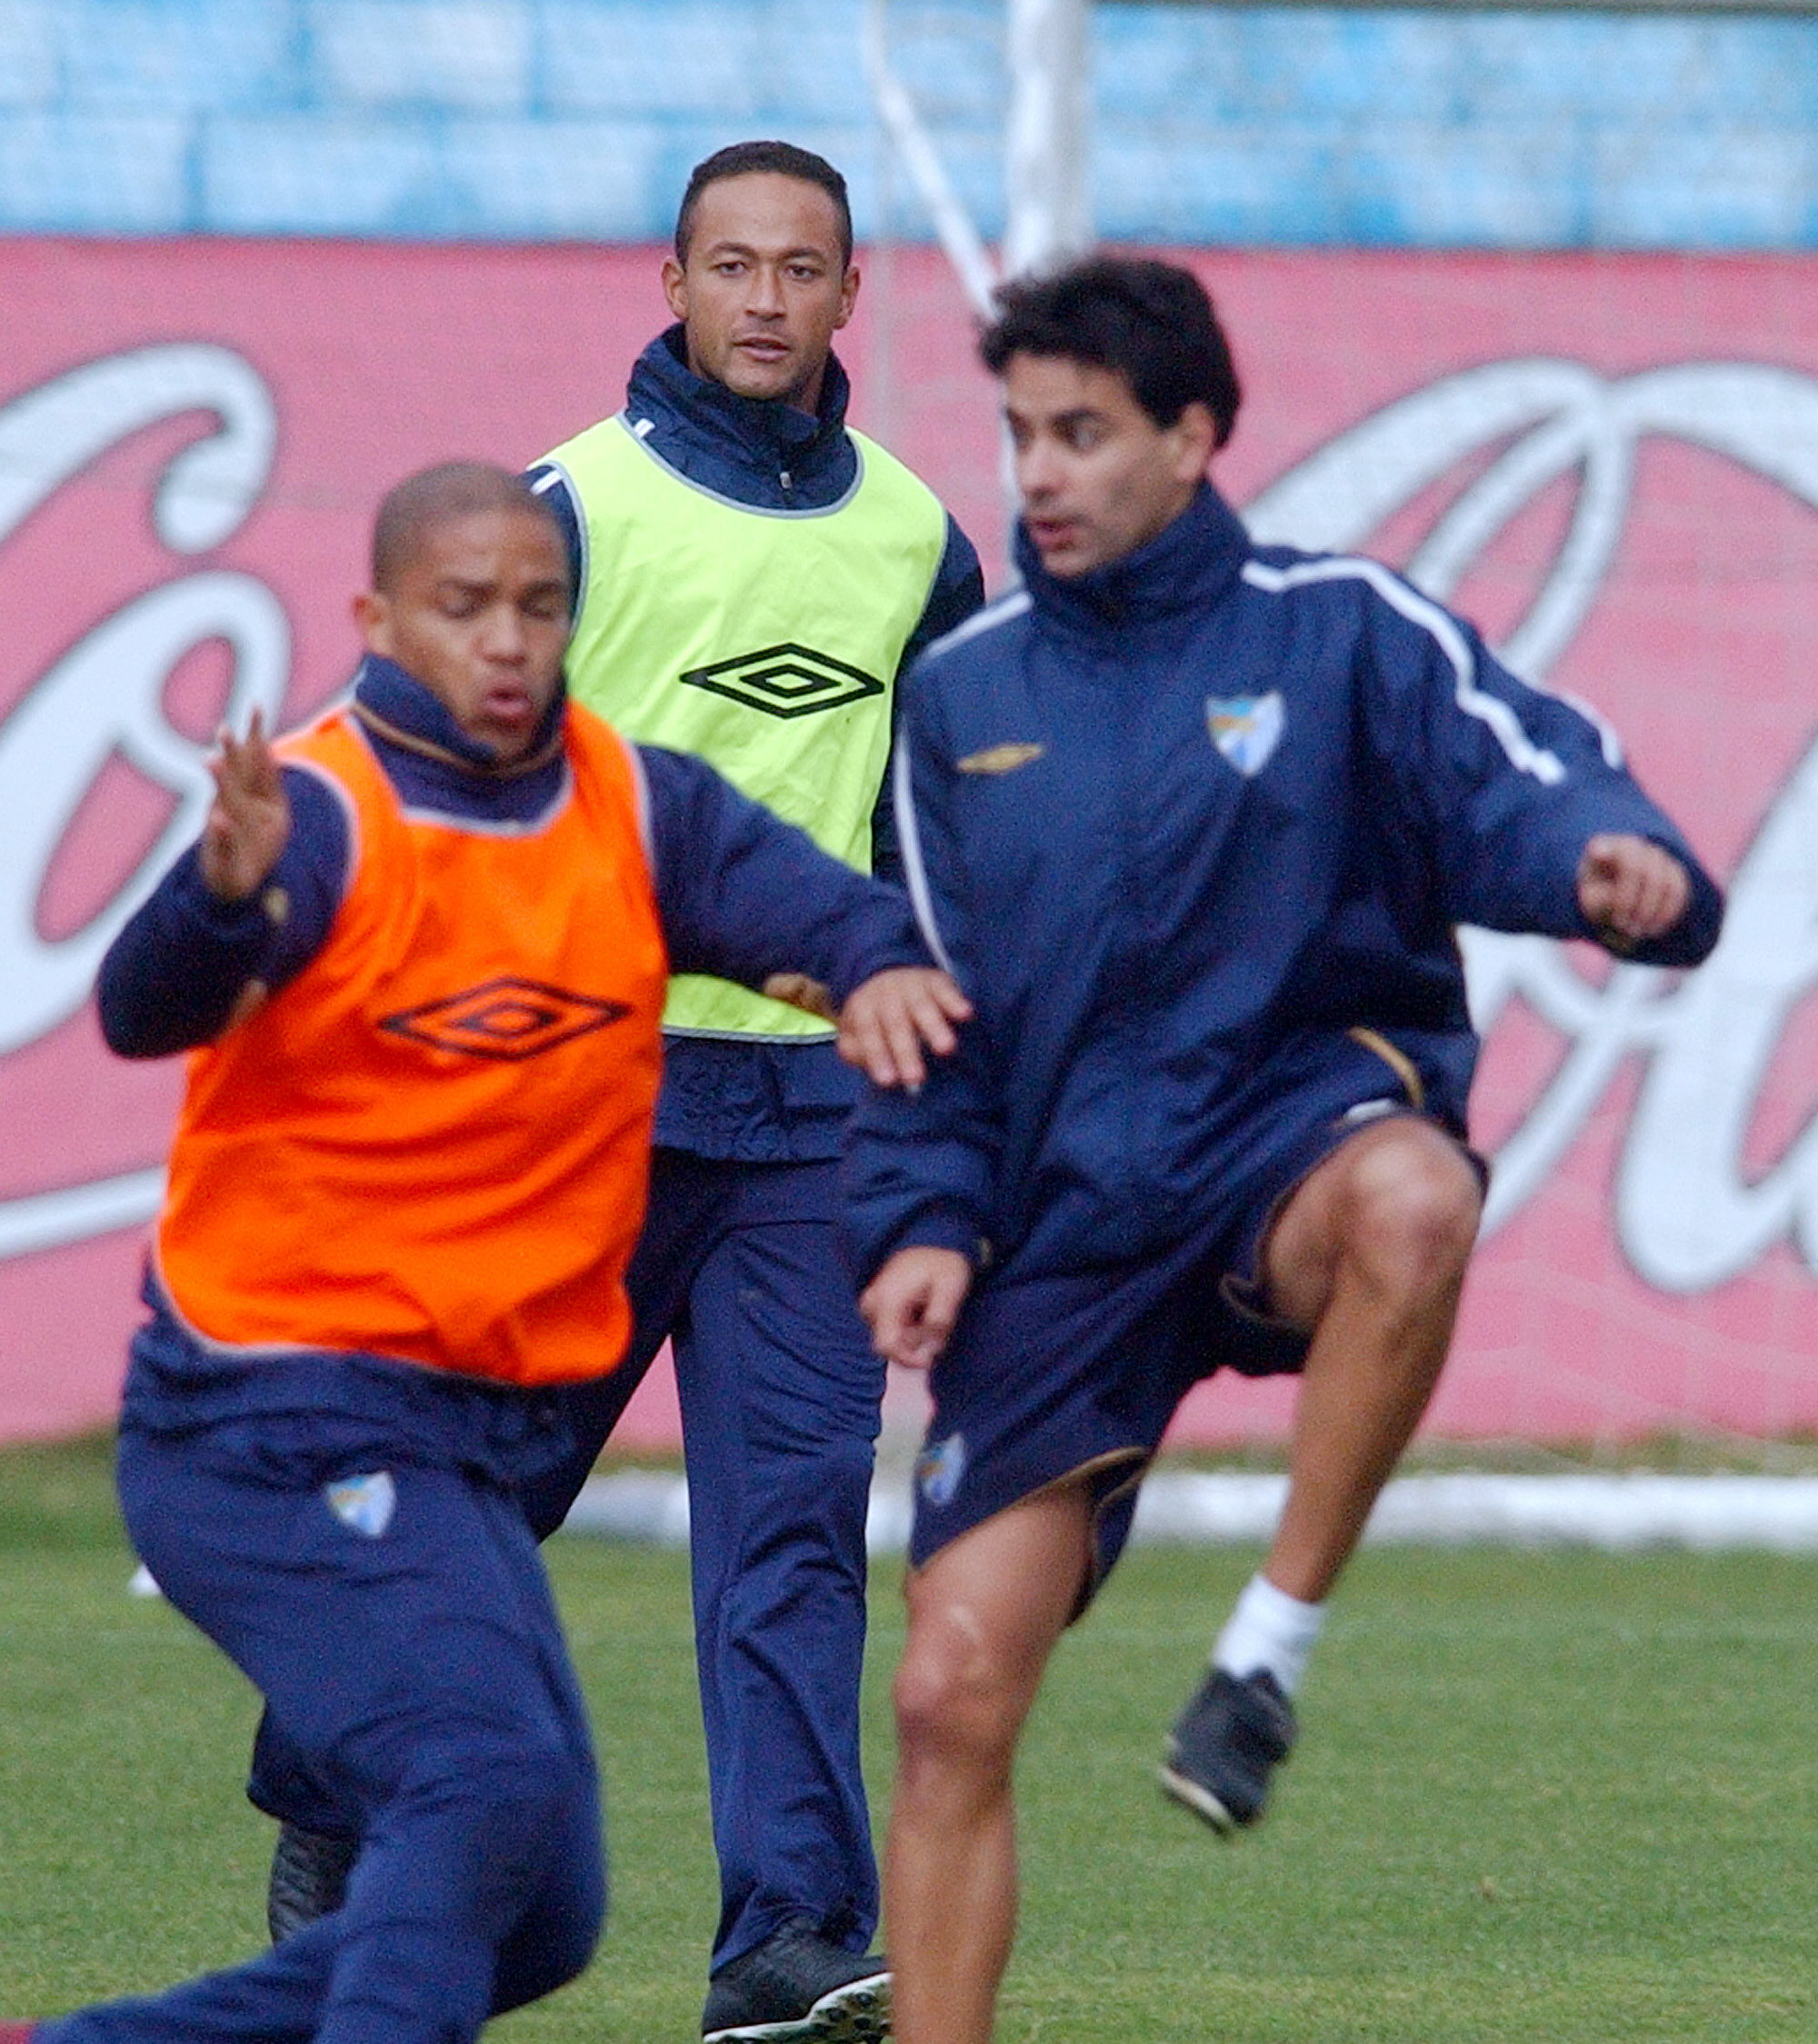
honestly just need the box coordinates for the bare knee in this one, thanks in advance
[894,1554,1074,1801]
[891,1490,1089,1806]
[1333,1125,1482,1301]
[894,1619,1026,1790]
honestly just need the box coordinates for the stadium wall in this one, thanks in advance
[3,0,1818,248]
[5,235,1818,1450]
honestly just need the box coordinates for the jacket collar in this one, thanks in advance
[351,655,568,776]
[1017,483,1254,636]
[624,324,856,490]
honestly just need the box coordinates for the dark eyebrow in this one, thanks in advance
[702,239,830,264]
[1004,405,1110,433]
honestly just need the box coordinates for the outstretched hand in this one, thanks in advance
[1576,833,1690,950]
[860,1245,973,1371]
[836,965,973,1092]
[199,712,291,903]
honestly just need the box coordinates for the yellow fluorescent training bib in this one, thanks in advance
[544,411,947,1039]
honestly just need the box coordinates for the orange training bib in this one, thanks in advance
[156,704,668,1386]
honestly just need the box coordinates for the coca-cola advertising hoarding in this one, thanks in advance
[3,240,1813,1446]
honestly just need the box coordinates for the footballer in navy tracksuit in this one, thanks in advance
[519,332,981,1983]
[846,254,1724,2044]
[845,479,1724,1580]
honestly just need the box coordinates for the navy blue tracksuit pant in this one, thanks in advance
[49,1334,604,2044]
[254,1149,883,1977]
[526,1150,884,1971]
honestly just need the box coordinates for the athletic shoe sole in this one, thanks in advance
[704,1969,890,2044]
[1157,1758,1242,1833]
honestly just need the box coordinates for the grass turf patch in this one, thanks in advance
[3,1439,1815,2040]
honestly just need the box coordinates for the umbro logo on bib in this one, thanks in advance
[679,643,884,720]
[379,978,630,1062]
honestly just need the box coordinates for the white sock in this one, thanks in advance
[1213,1572,1326,1698]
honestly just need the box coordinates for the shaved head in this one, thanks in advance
[355,463,571,765]
[371,462,564,594]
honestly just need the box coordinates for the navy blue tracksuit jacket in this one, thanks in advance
[844,484,1723,1286]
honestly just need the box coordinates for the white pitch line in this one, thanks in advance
[560,1470,1818,1555]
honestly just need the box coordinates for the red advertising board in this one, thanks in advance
[3,239,1813,1447]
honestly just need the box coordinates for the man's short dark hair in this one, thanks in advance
[371,463,562,593]
[980,255,1242,447]
[674,140,854,268]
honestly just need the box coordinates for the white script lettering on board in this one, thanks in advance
[1248,359,1818,1288]
[0,345,288,1256]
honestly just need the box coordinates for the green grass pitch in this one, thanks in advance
[3,1433,1816,2041]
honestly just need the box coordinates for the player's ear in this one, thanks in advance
[661,254,688,324]
[353,590,392,657]
[1169,401,1217,483]
[835,260,861,329]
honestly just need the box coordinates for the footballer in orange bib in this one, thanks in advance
[39,464,965,2044]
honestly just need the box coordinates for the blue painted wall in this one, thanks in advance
[2,0,1814,246]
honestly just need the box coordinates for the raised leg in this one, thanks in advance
[1263,1117,1483,1602]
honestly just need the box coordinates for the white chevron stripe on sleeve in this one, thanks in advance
[1242,555,1567,786]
